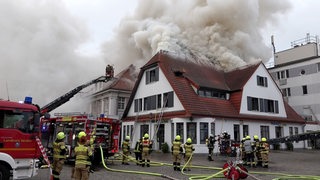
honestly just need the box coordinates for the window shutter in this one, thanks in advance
[247,97,252,111]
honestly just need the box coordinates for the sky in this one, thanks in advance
[0,0,319,113]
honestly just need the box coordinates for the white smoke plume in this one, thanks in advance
[0,0,105,111]
[102,0,291,71]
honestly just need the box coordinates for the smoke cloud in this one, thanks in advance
[102,0,291,71]
[0,0,105,111]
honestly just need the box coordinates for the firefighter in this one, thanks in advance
[206,134,216,161]
[134,138,142,166]
[253,135,261,166]
[73,131,93,180]
[171,135,183,171]
[122,135,131,165]
[240,137,246,163]
[259,137,269,168]
[244,135,255,167]
[86,134,96,172]
[183,138,195,171]
[141,133,152,167]
[52,131,68,180]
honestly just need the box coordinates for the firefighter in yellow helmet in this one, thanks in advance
[171,135,183,171]
[52,131,68,180]
[244,135,255,167]
[141,133,152,167]
[183,138,195,171]
[259,137,269,168]
[122,135,131,165]
[73,131,93,180]
[253,135,261,166]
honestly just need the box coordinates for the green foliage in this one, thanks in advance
[161,142,169,153]
[286,142,294,151]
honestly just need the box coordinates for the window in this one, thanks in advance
[187,122,197,144]
[277,70,289,80]
[248,96,279,114]
[210,122,215,137]
[294,127,299,135]
[134,98,142,112]
[275,126,283,138]
[318,63,320,72]
[176,123,184,143]
[146,67,159,84]
[289,127,293,136]
[104,98,109,112]
[257,75,268,87]
[198,88,227,99]
[302,85,308,95]
[200,123,208,144]
[234,124,240,142]
[163,91,174,108]
[140,124,149,138]
[282,88,291,97]
[123,125,127,141]
[247,97,259,111]
[157,94,162,108]
[243,125,249,137]
[260,126,270,139]
[118,97,125,110]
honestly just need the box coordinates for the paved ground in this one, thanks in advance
[28,149,320,180]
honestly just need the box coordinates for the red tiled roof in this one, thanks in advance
[122,51,305,124]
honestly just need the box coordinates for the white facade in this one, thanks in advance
[269,38,320,130]
[123,62,305,153]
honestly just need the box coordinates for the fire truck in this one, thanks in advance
[0,65,115,179]
[41,114,120,165]
[0,97,41,180]
[38,65,118,164]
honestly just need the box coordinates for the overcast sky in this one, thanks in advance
[0,0,319,113]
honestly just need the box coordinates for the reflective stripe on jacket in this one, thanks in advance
[184,143,194,157]
[172,141,182,155]
[53,141,67,159]
[75,144,93,166]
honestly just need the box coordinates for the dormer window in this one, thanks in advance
[198,88,227,99]
[146,67,159,84]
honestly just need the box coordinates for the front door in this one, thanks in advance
[155,124,165,151]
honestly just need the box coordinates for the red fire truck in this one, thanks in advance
[0,65,115,179]
[41,114,120,165]
[0,97,41,180]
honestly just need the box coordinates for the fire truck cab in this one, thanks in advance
[0,97,41,180]
[41,113,120,165]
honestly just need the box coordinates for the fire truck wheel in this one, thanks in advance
[0,164,10,180]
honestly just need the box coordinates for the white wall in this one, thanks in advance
[127,66,184,116]
[241,64,287,117]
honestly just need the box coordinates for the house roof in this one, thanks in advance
[94,64,137,94]
[122,51,305,124]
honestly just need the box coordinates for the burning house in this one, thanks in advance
[121,50,305,153]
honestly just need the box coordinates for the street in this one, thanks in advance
[29,149,320,180]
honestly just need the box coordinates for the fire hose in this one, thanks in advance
[99,146,320,180]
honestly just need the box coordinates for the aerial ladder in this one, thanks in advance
[267,130,320,145]
[40,65,114,115]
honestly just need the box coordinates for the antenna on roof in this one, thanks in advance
[6,80,10,101]
[271,35,276,54]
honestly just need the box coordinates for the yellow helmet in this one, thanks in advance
[78,131,86,139]
[253,135,259,140]
[245,135,251,140]
[125,135,130,140]
[144,133,149,139]
[57,132,65,140]
[261,137,267,142]
[187,138,192,143]
[175,135,181,141]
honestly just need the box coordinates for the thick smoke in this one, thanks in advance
[102,0,291,71]
[0,0,105,112]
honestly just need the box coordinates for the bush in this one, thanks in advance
[273,143,280,150]
[161,142,170,153]
[286,142,294,151]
